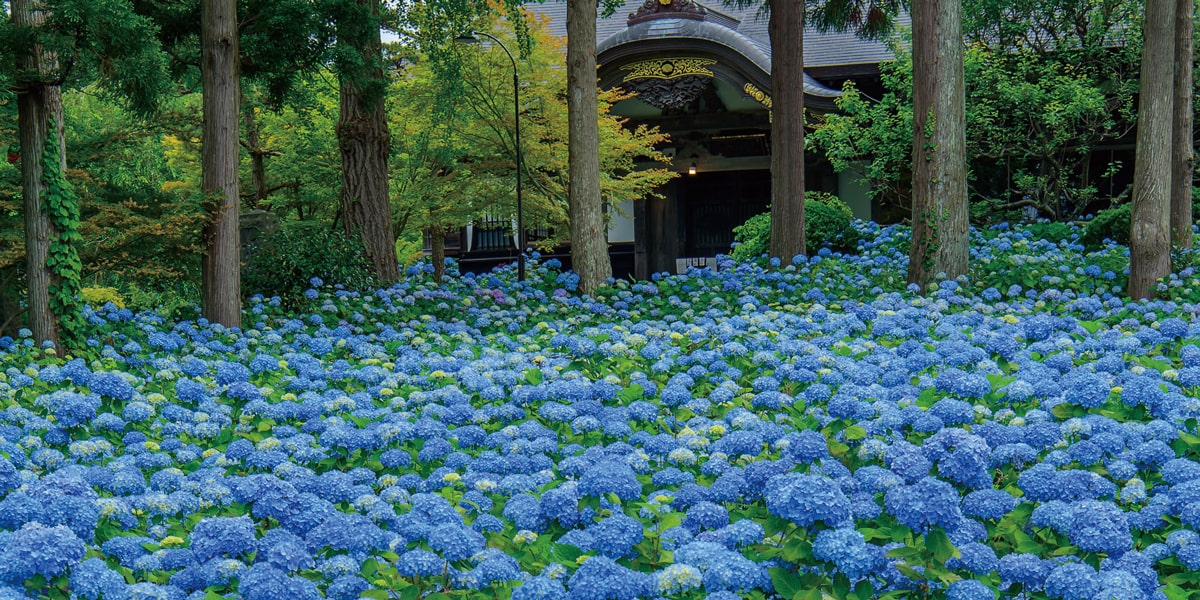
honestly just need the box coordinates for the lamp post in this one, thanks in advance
[455,31,525,282]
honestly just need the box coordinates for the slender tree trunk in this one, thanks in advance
[13,0,66,352]
[1131,0,1176,300]
[907,0,968,291]
[431,224,445,283]
[243,104,268,209]
[768,0,806,262]
[1171,0,1194,248]
[200,0,242,327]
[337,0,399,283]
[0,267,23,338]
[567,0,611,293]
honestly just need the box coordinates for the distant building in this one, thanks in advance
[445,0,899,278]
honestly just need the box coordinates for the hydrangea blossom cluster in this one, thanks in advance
[0,220,1199,599]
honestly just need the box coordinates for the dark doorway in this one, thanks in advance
[679,170,771,257]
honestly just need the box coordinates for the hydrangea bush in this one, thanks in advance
[2,222,1200,600]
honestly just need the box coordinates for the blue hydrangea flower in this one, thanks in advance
[69,557,130,600]
[811,527,882,580]
[1068,501,1132,555]
[587,514,644,558]
[1043,563,1100,600]
[0,523,86,584]
[962,489,1017,521]
[578,461,642,501]
[946,579,995,600]
[189,516,256,563]
[997,553,1050,590]
[566,556,654,600]
[513,575,567,600]
[764,473,852,529]
[883,477,962,533]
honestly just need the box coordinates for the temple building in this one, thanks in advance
[449,0,899,278]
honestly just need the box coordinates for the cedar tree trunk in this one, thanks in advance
[200,0,242,327]
[13,0,66,351]
[1171,0,1194,248]
[337,0,399,283]
[1130,0,1175,300]
[907,0,968,290]
[431,223,446,283]
[243,104,268,209]
[768,0,806,262]
[567,0,611,293]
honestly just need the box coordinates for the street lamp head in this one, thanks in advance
[454,33,480,44]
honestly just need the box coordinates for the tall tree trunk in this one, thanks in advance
[431,223,446,283]
[907,0,968,291]
[1130,0,1176,300]
[1171,0,1194,249]
[243,103,268,209]
[200,0,242,328]
[567,0,611,293]
[13,0,66,352]
[337,0,399,283]
[0,267,23,338]
[768,0,806,262]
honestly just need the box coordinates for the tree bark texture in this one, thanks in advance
[13,0,65,351]
[768,0,806,262]
[338,0,399,283]
[907,0,968,290]
[1130,0,1176,300]
[431,224,446,283]
[243,105,268,209]
[567,0,611,294]
[200,0,243,328]
[1171,0,1194,248]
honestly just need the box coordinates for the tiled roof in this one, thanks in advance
[526,0,901,69]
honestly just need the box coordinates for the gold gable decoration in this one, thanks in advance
[743,82,772,109]
[620,58,717,83]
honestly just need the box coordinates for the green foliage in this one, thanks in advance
[1081,203,1132,250]
[242,222,378,301]
[41,126,85,351]
[0,0,171,115]
[811,4,1144,223]
[1022,221,1077,245]
[730,212,771,263]
[388,16,674,245]
[731,193,860,263]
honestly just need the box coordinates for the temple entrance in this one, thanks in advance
[679,170,770,257]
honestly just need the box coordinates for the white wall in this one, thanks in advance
[608,200,636,243]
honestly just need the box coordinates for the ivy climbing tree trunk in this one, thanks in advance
[907,0,968,291]
[1130,0,1175,300]
[13,0,69,354]
[1171,0,1194,249]
[200,0,243,328]
[567,0,611,294]
[337,0,399,283]
[768,0,806,263]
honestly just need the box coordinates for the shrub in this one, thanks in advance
[731,193,859,263]
[1081,203,1131,249]
[242,222,378,301]
[1024,221,1076,244]
[79,287,125,309]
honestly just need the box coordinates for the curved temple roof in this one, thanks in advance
[527,0,899,110]
[596,15,842,102]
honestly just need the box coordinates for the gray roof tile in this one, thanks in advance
[527,0,901,68]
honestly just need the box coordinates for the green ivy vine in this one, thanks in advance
[41,122,85,351]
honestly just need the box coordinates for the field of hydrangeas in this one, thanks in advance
[3,221,1200,600]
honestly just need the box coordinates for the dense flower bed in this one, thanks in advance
[2,222,1200,600]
